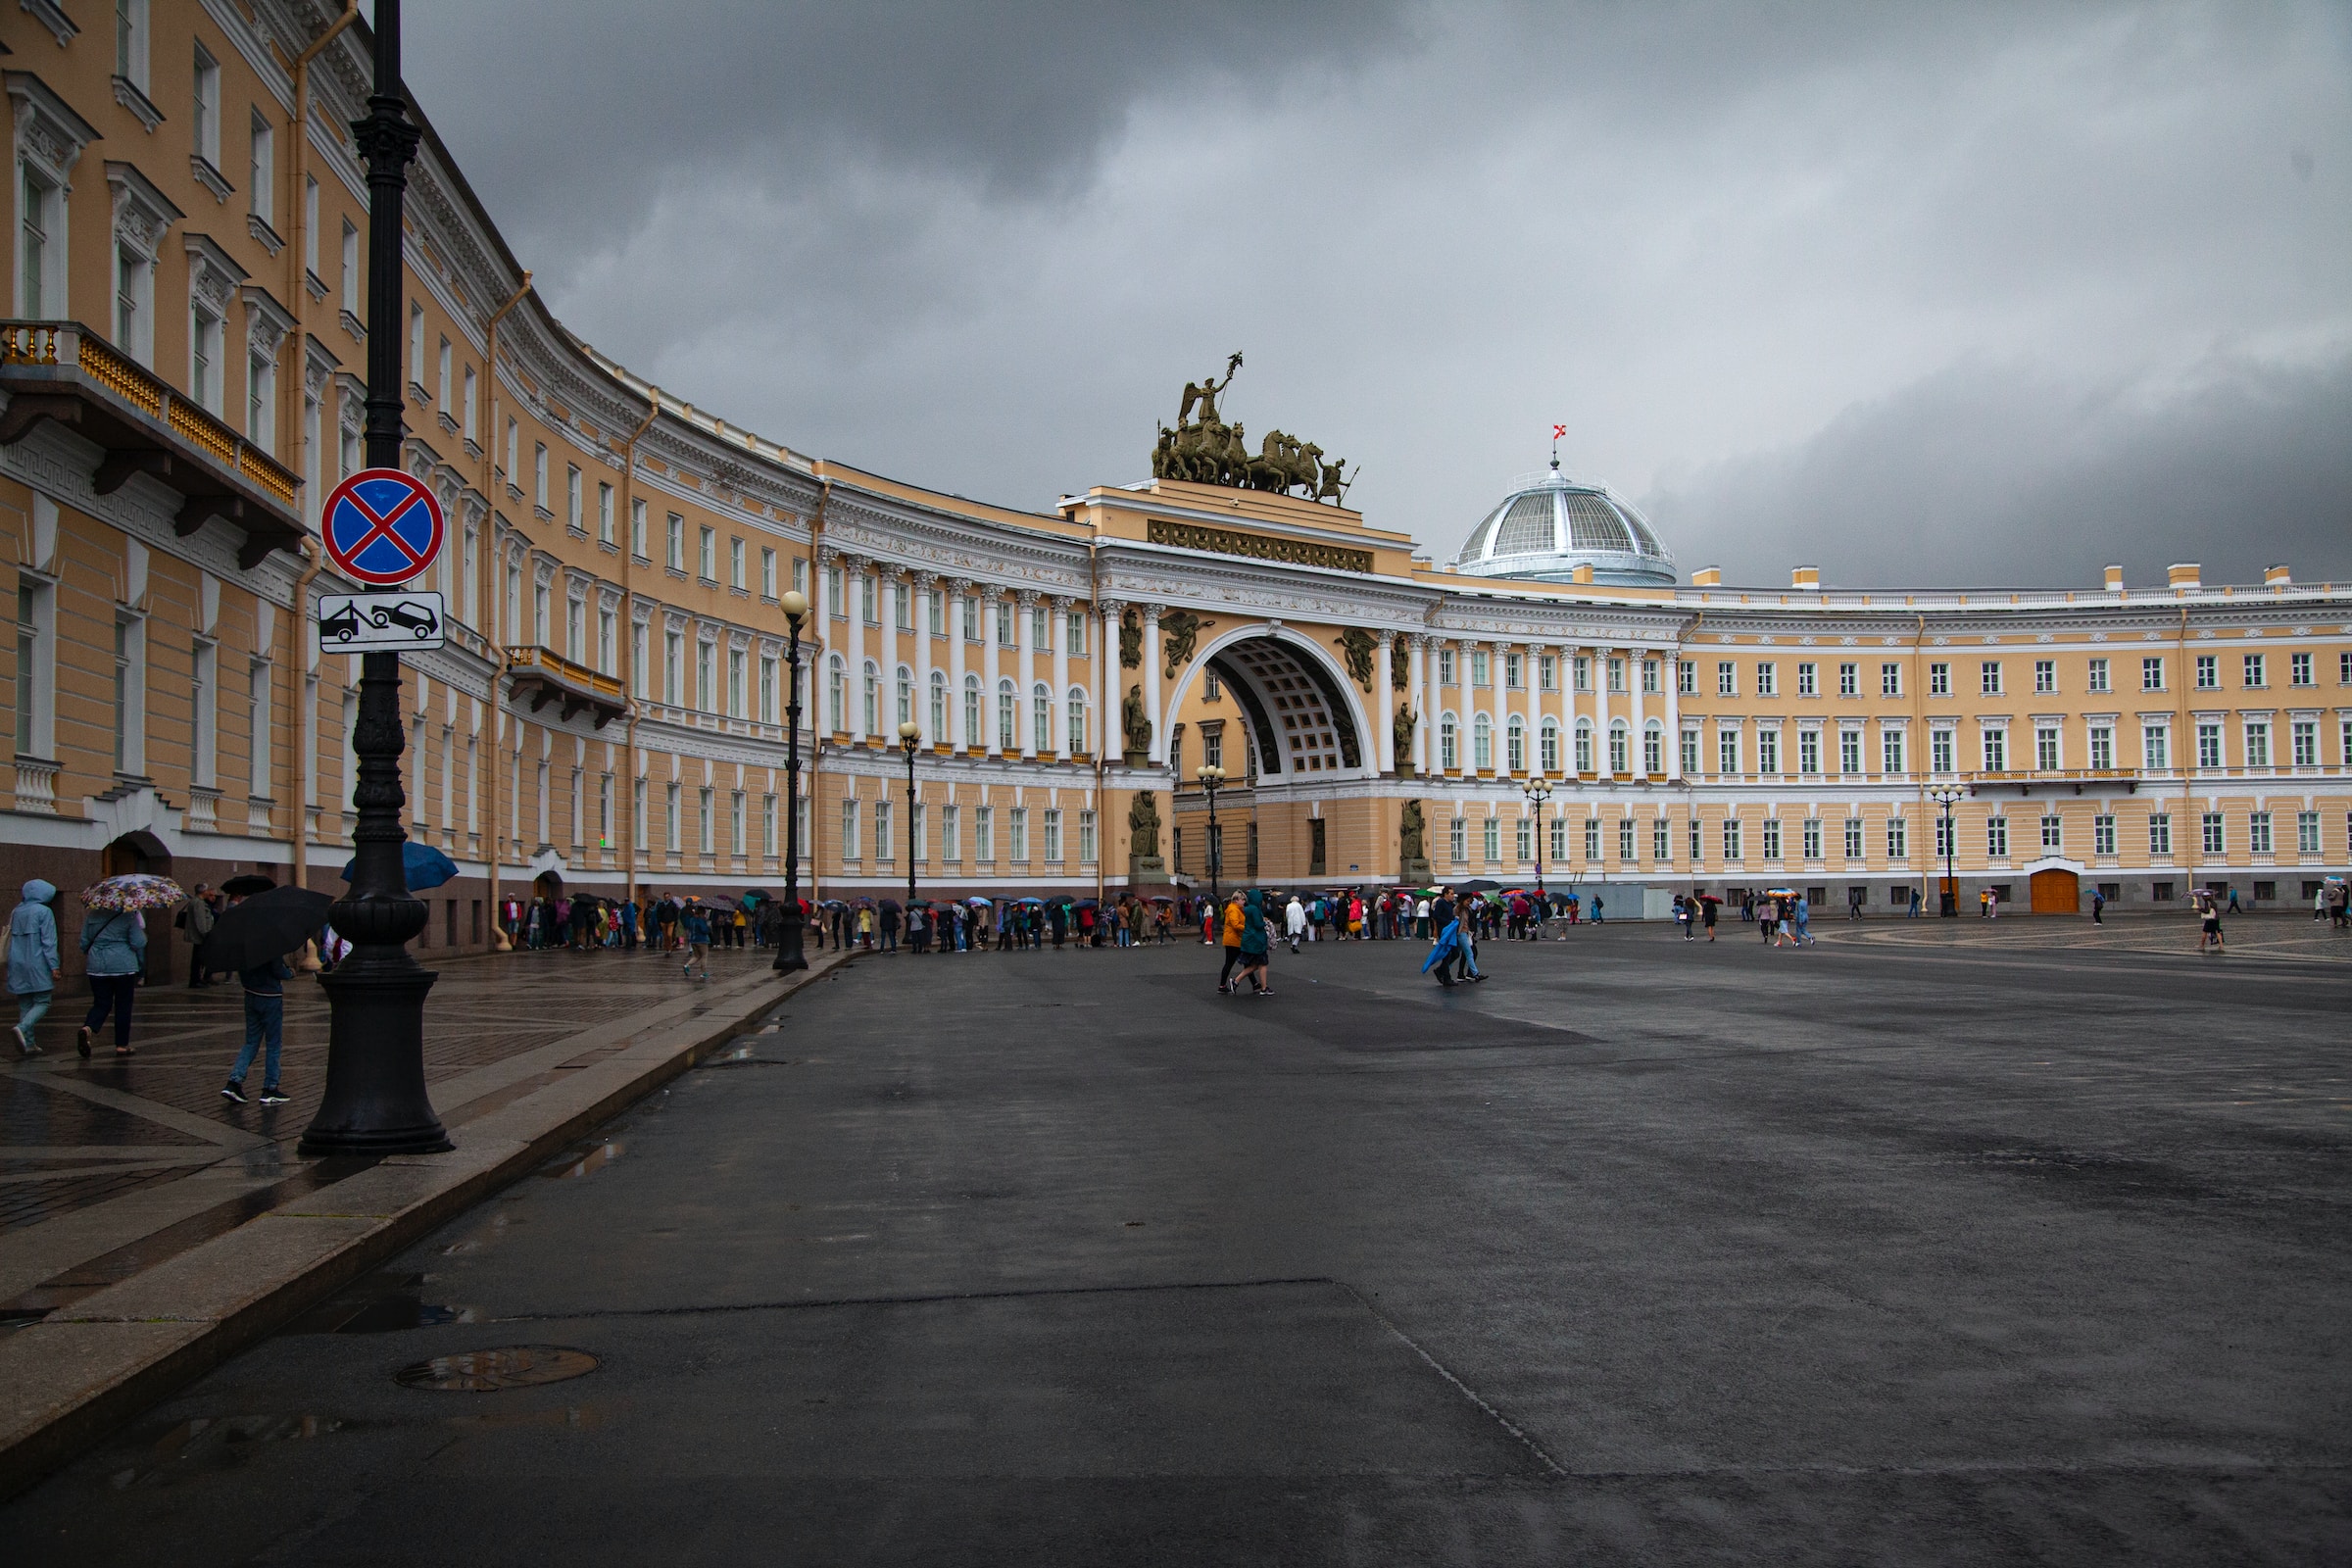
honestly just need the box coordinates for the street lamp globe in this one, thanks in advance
[898,721,920,744]
[779,588,808,618]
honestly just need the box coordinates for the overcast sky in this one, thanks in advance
[405,1,2352,589]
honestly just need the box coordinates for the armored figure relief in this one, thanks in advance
[1121,683,1152,755]
[1119,607,1143,669]
[1399,800,1425,863]
[1392,647,1410,691]
[1394,702,1417,760]
[1159,611,1213,679]
[1337,628,1377,691]
[1150,353,1350,503]
[1129,790,1162,862]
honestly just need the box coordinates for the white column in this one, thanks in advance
[1017,590,1040,759]
[1629,646,1647,779]
[983,587,1002,758]
[913,572,938,743]
[1534,643,1554,776]
[1594,645,1614,780]
[1101,601,1125,759]
[1051,596,1071,761]
[1516,643,1534,776]
[1664,643,1683,781]
[1144,605,1165,764]
[813,548,833,678]
[879,564,901,733]
[847,557,868,746]
[947,579,970,753]
[1411,636,1430,772]
[1374,632,1395,773]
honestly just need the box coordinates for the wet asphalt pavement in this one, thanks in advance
[7,924,2350,1565]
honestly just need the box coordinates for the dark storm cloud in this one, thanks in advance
[402,2,2352,587]
[1642,353,2352,589]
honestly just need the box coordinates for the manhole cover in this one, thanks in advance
[394,1346,598,1392]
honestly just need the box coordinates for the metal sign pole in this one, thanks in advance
[300,0,448,1157]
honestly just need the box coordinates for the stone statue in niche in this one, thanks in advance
[1119,608,1142,669]
[1121,683,1152,759]
[1394,702,1417,772]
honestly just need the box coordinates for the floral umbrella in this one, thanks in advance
[80,872,188,911]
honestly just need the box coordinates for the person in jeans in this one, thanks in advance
[76,905,147,1058]
[9,879,61,1056]
[220,956,291,1104]
[681,903,713,980]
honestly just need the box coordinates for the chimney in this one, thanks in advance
[2103,564,2124,592]
[1690,566,1722,587]
[1570,564,1593,584]
[1790,565,1820,589]
[2265,564,2291,587]
[2168,563,2201,590]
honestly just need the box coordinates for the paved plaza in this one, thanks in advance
[4,921,2349,1564]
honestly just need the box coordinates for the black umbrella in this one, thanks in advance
[202,885,332,973]
[220,873,277,897]
[1456,878,1502,893]
[878,898,903,913]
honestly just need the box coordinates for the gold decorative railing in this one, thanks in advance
[507,645,626,702]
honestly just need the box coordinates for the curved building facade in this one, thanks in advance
[2,0,2348,967]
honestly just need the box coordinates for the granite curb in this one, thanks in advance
[0,949,858,1498]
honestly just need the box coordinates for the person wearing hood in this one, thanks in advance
[1284,895,1306,955]
[8,879,61,1055]
[1237,890,1273,996]
[77,897,148,1058]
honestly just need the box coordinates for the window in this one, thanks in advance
[565,465,582,532]
[997,679,1015,751]
[2249,811,2273,856]
[1471,651,1490,687]
[1505,716,1525,772]
[245,660,270,797]
[2040,812,2062,852]
[340,220,359,314]
[2245,721,2270,769]
[2195,654,2219,690]
[1540,719,1559,773]
[1582,818,1598,861]
[1043,808,1062,862]
[2142,657,2165,692]
[2143,723,2169,770]
[2298,810,2321,855]
[1472,712,1493,770]
[1755,662,1777,697]
[873,801,892,861]
[1986,816,2009,858]
[728,537,745,590]
[116,0,149,88]
[841,799,859,860]
[1717,727,1740,774]
[698,526,716,580]
[1031,682,1050,750]
[2094,813,2117,856]
[1844,817,1864,859]
[1539,656,1556,691]
[2149,813,2172,857]
[763,795,778,858]
[462,365,477,440]
[1722,818,1742,859]
[1936,815,1953,860]
[1929,662,1950,696]
[1798,728,1820,775]
[666,514,685,571]
[1068,612,1087,655]
[1677,660,1695,695]
[1757,728,1780,775]
[1881,662,1902,697]
[411,302,427,392]
[2035,725,2060,770]
[1717,662,1737,696]
[1681,729,1700,775]
[1607,723,1628,773]
[2034,659,2056,695]
[187,302,222,414]
[962,673,980,743]
[114,243,151,364]
[531,443,550,511]
[2197,722,2223,769]
[2292,720,2317,767]
[941,805,960,861]
[248,111,273,224]
[1552,818,1570,860]
[1619,818,1638,862]
[2201,811,2225,857]
[1882,728,1906,773]
[112,616,145,774]
[1067,688,1087,753]
[1504,653,1522,689]
[1573,656,1591,692]
[1980,661,2002,696]
[975,806,994,861]
[1690,816,1703,861]
[996,601,1014,646]
[1802,818,1823,859]
[1839,729,1862,774]
[1643,725,1662,774]
[2289,651,2313,687]
[1575,722,1592,773]
[1448,816,1465,864]
[700,641,718,712]
[1438,649,1455,685]
[244,343,273,443]
[727,649,746,717]
[15,580,51,758]
[1795,662,1817,697]
[760,547,776,598]
[192,45,220,166]
[1642,659,1660,695]
[1886,817,1908,859]
[1982,728,2006,772]
[1839,662,1859,697]
[2087,658,2110,693]
[1607,657,1626,694]
[960,594,980,640]
[2242,653,2266,688]
[1762,819,1782,860]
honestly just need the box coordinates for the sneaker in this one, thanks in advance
[76,1026,91,1059]
[258,1086,289,1105]
[220,1081,249,1103]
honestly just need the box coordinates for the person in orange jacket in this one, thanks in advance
[1216,893,1246,994]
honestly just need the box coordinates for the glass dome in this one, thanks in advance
[1452,462,1675,587]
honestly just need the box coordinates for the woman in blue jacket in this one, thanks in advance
[77,904,147,1058]
[8,879,61,1055]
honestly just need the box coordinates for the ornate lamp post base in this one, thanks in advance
[303,960,449,1155]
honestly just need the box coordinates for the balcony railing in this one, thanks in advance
[505,645,627,728]
[0,320,304,565]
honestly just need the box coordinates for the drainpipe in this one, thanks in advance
[279,2,360,489]
[806,478,830,908]
[478,274,532,948]
[289,536,325,970]
[616,388,662,910]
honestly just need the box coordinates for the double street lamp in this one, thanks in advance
[1929,782,1968,917]
[1197,764,1228,908]
[1523,776,1553,933]
[898,720,921,922]
[771,589,809,972]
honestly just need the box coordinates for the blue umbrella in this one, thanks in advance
[340,840,461,892]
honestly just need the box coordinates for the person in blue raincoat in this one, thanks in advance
[77,900,148,1058]
[1236,890,1273,995]
[9,879,61,1055]
[1420,895,1486,988]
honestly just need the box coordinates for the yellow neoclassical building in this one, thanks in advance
[3,0,2347,970]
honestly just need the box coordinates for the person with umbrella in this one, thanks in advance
[9,879,61,1056]
[201,884,332,1102]
[76,873,175,1057]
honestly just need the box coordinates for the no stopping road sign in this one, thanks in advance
[320,468,446,587]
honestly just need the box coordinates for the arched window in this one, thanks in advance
[861,660,878,734]
[896,665,913,727]
[1540,717,1560,773]
[1067,687,1088,754]
[1472,712,1493,771]
[929,670,948,740]
[997,677,1016,751]
[961,672,981,746]
[1608,718,1629,774]
[1505,714,1526,774]
[1643,718,1664,775]
[1032,682,1051,751]
[827,655,846,733]
[1574,718,1593,773]
[1440,710,1459,771]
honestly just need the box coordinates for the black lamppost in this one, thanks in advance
[1524,776,1552,936]
[1930,782,1966,917]
[301,0,447,1157]
[897,720,920,922]
[772,589,809,972]
[1198,764,1227,908]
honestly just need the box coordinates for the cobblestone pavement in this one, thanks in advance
[1810,908,2352,962]
[0,943,784,1320]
